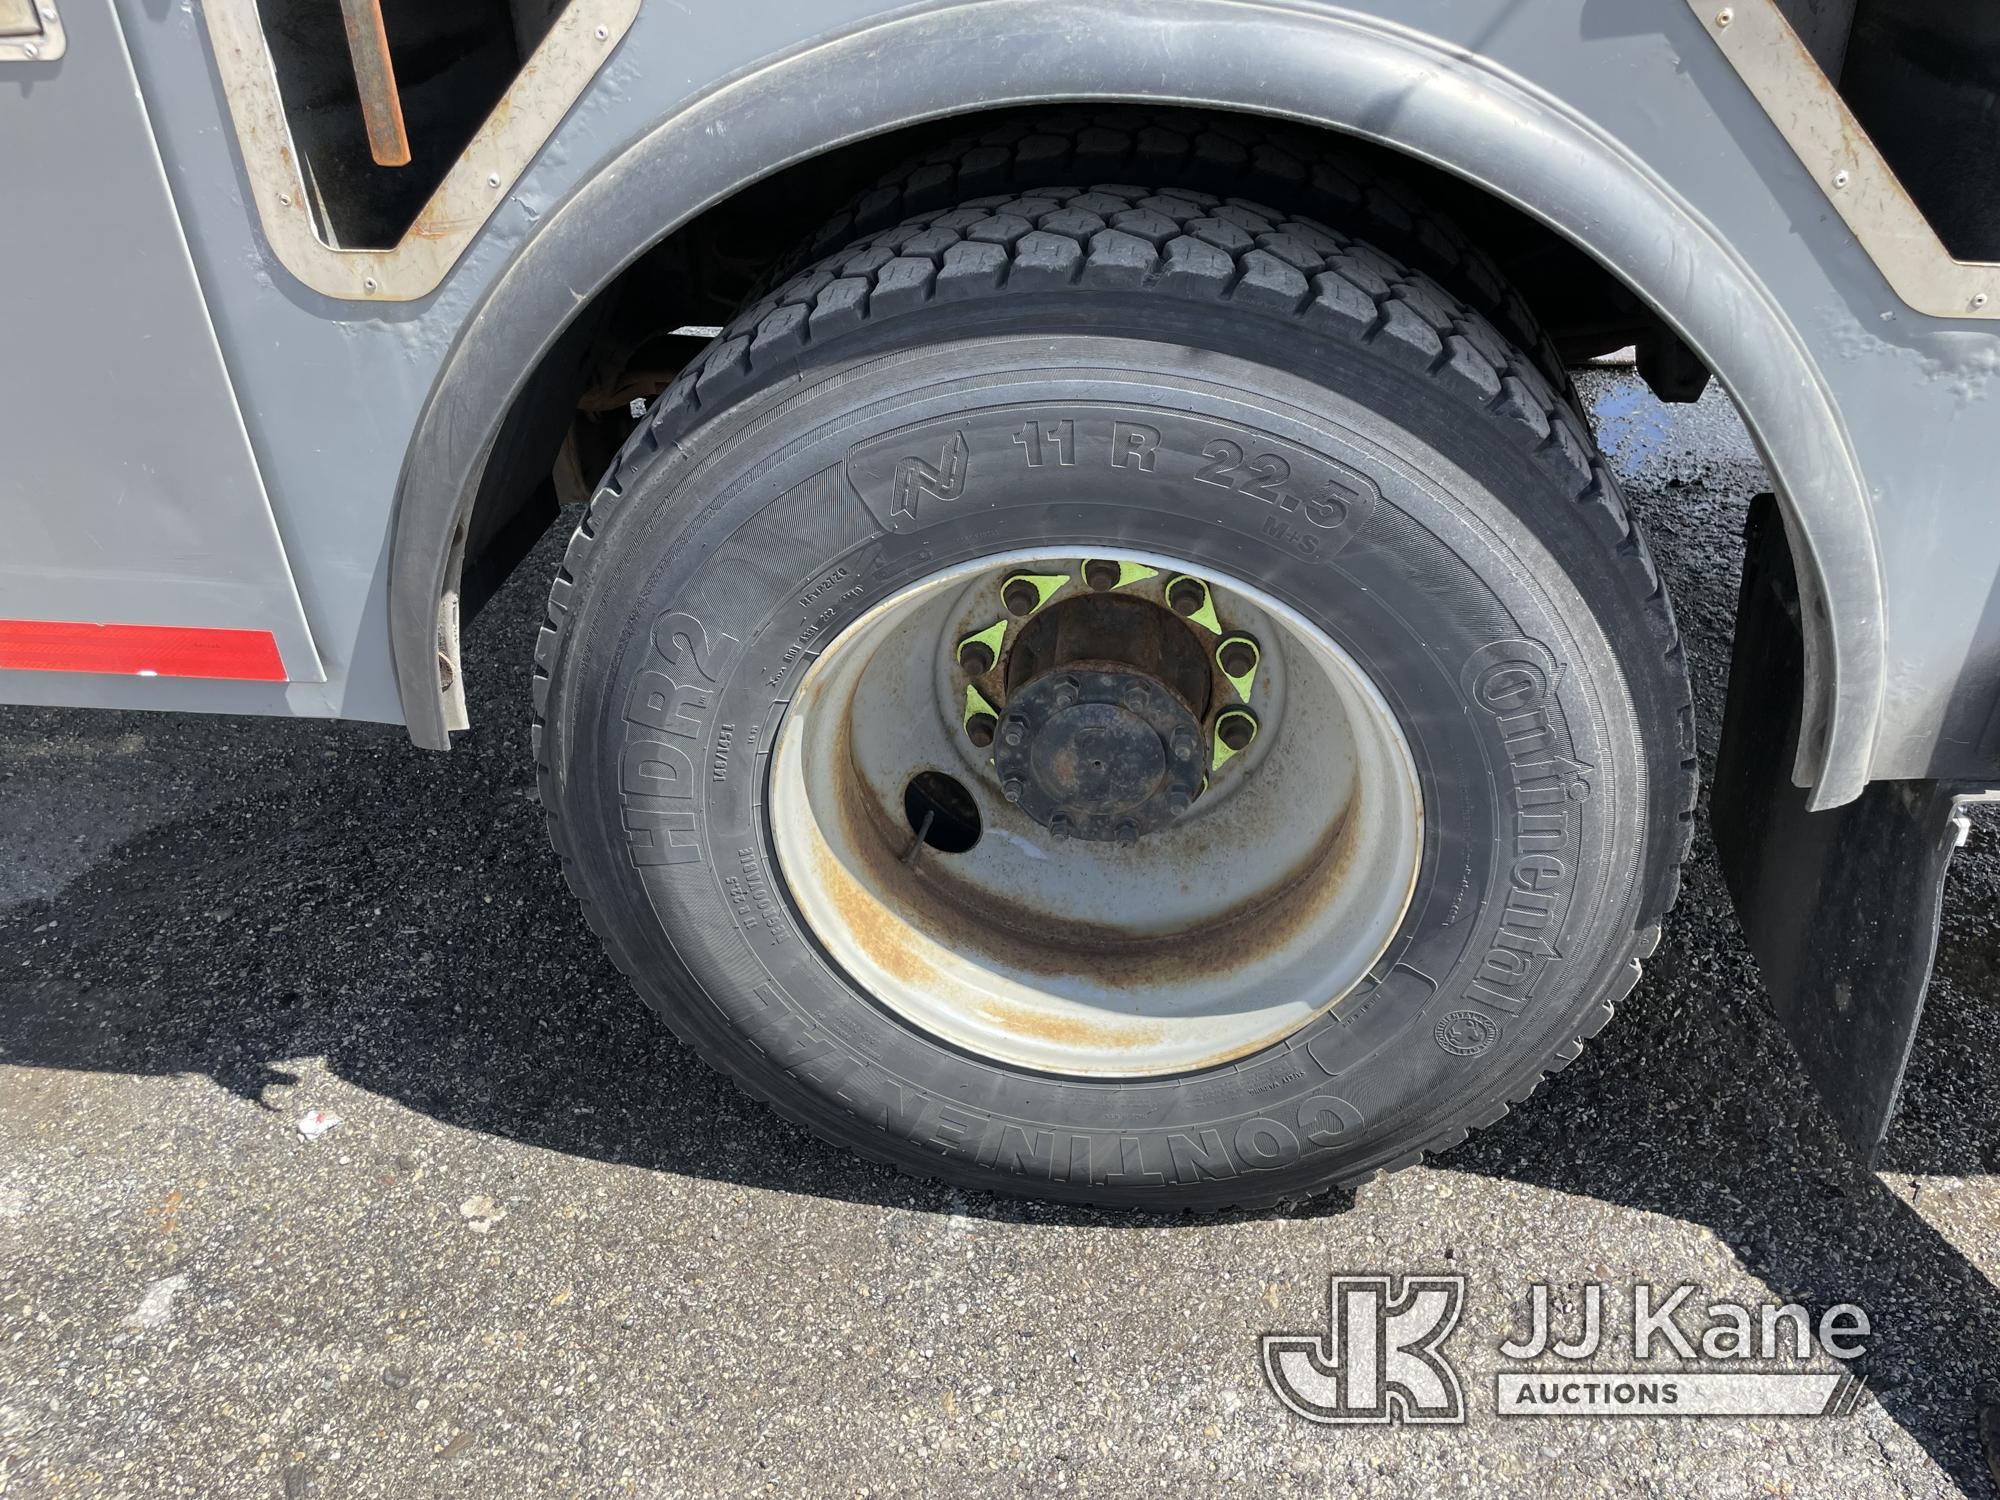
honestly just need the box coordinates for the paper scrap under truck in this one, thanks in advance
[5,0,1996,1206]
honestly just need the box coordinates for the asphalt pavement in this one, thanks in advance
[2,369,1997,1498]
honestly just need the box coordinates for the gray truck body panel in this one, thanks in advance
[0,0,321,704]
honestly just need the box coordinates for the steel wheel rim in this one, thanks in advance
[769,548,1423,1077]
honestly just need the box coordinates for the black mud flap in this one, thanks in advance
[1712,496,1971,1160]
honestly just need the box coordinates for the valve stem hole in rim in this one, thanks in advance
[903,770,982,853]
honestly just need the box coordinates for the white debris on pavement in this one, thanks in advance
[296,1109,342,1140]
[459,1195,507,1233]
[125,1273,189,1330]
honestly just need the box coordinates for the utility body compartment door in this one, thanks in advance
[0,0,320,699]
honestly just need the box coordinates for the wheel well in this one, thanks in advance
[396,3,1885,802]
[453,103,1682,627]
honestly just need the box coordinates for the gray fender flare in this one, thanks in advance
[389,0,1883,806]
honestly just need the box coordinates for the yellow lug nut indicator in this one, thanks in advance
[1000,572,1072,616]
[1082,557,1161,591]
[1165,574,1223,634]
[1211,707,1259,770]
[1215,633,1260,701]
[1114,560,1161,589]
[962,683,1001,747]
[955,619,1008,675]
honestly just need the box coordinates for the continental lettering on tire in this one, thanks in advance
[844,405,1379,556]
[734,924,1372,1181]
[982,1097,1366,1186]
[620,609,738,869]
[830,1070,1369,1186]
[738,977,1373,1183]
[1457,640,1593,1018]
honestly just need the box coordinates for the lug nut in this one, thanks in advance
[1052,677,1079,708]
[1116,821,1138,847]
[959,641,996,674]
[1168,576,1207,617]
[1122,685,1148,712]
[1218,635,1259,679]
[1002,778,1025,803]
[1049,814,1072,840]
[965,713,997,748]
[1217,709,1258,753]
[1167,787,1191,816]
[1171,728,1196,762]
[1001,716,1026,747]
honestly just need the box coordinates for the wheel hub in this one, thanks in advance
[989,589,1211,843]
[995,669,1203,842]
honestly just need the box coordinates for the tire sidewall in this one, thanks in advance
[549,316,1647,1203]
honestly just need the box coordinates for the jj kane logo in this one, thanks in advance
[1262,1273,1872,1425]
[1261,1275,1467,1425]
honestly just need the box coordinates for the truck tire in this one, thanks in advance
[803,107,1574,400]
[533,184,1695,1209]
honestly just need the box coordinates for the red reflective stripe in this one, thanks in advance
[0,621,286,681]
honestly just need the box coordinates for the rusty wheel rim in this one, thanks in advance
[769,550,1423,1077]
